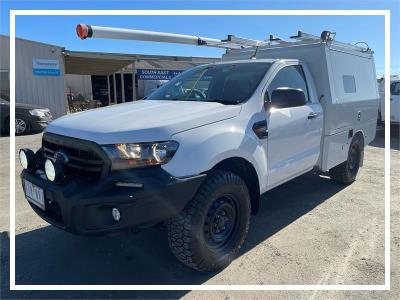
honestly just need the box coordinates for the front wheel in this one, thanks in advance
[167,171,251,272]
[15,115,30,135]
[329,136,363,184]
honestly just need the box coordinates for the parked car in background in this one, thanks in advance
[0,99,52,135]
[377,75,400,127]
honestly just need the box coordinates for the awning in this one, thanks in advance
[64,51,133,75]
[63,50,219,75]
[135,60,200,70]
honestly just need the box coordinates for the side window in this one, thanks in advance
[390,82,400,95]
[343,75,356,93]
[267,65,309,102]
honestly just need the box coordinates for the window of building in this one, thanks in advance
[0,70,10,100]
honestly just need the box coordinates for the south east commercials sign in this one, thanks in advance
[137,69,183,80]
[32,59,60,76]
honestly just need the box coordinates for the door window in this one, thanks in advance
[267,65,309,104]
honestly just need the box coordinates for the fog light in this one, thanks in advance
[19,149,35,170]
[44,159,65,182]
[45,159,56,181]
[112,208,121,221]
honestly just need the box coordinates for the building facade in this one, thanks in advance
[0,35,68,118]
[0,35,219,119]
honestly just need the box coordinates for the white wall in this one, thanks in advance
[65,74,92,99]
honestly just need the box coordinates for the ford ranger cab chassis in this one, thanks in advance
[19,27,379,272]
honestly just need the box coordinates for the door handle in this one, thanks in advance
[307,112,318,119]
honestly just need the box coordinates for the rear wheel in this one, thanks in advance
[167,170,251,272]
[329,136,362,184]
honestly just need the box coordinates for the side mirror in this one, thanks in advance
[270,88,306,109]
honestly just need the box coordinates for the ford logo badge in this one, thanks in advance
[54,150,69,164]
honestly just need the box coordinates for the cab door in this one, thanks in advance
[265,64,323,189]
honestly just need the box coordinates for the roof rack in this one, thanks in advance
[290,30,336,42]
[269,35,290,45]
[221,35,270,48]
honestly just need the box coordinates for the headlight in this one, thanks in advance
[29,109,49,118]
[102,141,179,170]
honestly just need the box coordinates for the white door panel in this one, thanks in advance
[264,63,323,189]
[267,103,322,188]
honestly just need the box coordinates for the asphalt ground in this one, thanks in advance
[0,127,399,299]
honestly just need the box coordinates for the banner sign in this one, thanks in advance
[32,59,60,76]
[137,69,183,81]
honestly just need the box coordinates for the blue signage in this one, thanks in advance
[33,69,60,76]
[137,69,183,81]
[32,59,60,77]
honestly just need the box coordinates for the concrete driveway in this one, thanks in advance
[0,128,399,299]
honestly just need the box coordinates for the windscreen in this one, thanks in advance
[146,62,271,104]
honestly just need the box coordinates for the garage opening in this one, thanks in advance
[91,75,108,106]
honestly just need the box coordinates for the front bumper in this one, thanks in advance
[30,120,50,130]
[21,167,206,235]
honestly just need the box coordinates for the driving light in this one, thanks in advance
[19,149,35,170]
[45,159,56,182]
[102,141,179,170]
[45,158,65,183]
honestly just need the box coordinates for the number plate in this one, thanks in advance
[24,179,45,210]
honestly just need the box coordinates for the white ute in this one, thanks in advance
[378,75,400,126]
[19,26,379,272]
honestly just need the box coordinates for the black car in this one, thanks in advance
[0,99,53,135]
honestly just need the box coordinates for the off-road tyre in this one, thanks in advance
[167,170,251,272]
[329,136,363,184]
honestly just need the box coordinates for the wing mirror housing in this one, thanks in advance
[266,88,306,110]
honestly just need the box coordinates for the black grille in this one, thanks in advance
[42,133,107,181]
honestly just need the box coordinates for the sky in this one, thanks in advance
[0,0,399,76]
